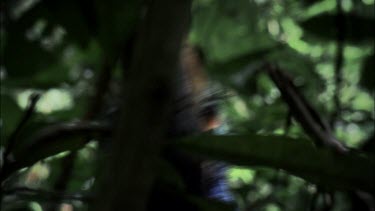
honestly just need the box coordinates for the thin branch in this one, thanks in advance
[27,122,109,146]
[265,64,347,153]
[0,122,110,182]
[4,93,41,161]
[3,186,93,202]
[0,92,38,210]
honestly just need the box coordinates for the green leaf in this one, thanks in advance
[176,134,375,193]
[301,13,375,44]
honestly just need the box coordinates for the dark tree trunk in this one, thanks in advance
[92,0,192,211]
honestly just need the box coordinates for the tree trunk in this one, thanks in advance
[92,0,192,211]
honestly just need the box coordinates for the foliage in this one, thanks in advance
[0,0,374,210]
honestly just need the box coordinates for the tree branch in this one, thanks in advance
[266,65,347,153]
[0,122,110,182]
[3,186,93,202]
[4,93,41,161]
[177,134,374,194]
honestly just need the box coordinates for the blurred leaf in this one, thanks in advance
[301,13,375,44]
[176,134,375,193]
[3,0,98,84]
[359,52,375,92]
[67,147,97,192]
[46,101,86,122]
[4,27,62,80]
[235,100,288,132]
[352,1,375,18]
[39,0,94,48]
[3,39,103,90]
[209,45,279,77]
[3,4,67,83]
[268,47,316,77]
[191,0,275,61]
